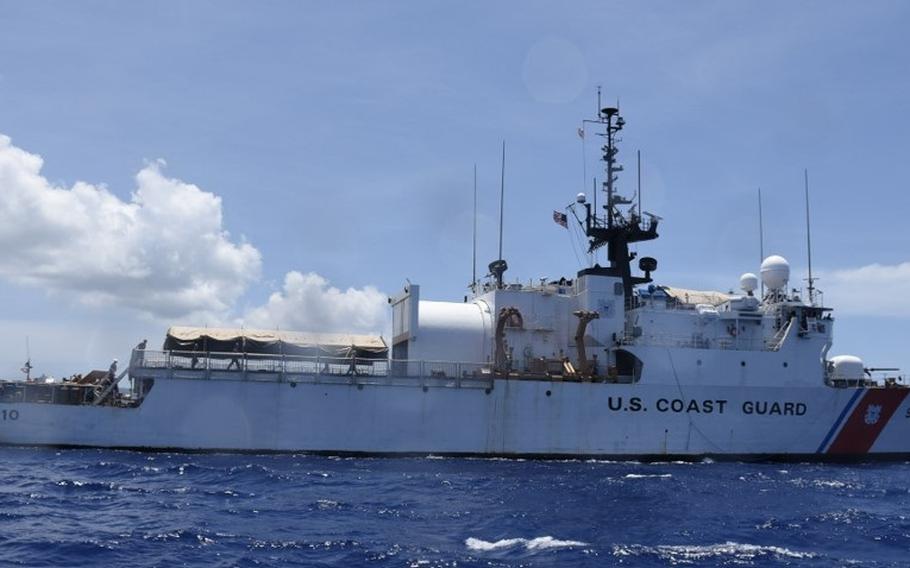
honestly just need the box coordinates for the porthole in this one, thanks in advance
[484,388,492,395]
[783,362,789,368]
[696,359,702,366]
[740,361,746,367]
[546,390,552,397]
[422,386,429,393]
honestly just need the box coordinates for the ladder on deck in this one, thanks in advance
[93,368,130,405]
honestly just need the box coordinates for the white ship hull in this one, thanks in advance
[4,105,904,461]
[1,375,907,459]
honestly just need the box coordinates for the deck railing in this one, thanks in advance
[619,330,785,352]
[129,350,495,389]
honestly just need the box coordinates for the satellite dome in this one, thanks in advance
[576,192,587,203]
[739,273,759,295]
[760,255,790,291]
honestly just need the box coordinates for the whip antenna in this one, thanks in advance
[498,141,505,262]
[637,150,642,215]
[758,188,765,298]
[487,141,508,289]
[471,164,477,291]
[804,168,816,304]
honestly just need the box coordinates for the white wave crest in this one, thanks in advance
[623,473,672,479]
[465,536,586,552]
[613,541,816,562]
[789,478,855,489]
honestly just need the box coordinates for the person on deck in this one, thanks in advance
[106,359,120,401]
[226,342,242,371]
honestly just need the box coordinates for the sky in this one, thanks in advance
[0,1,909,377]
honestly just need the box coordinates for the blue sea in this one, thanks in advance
[0,449,907,567]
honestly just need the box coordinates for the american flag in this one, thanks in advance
[553,210,568,228]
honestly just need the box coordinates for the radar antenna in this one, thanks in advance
[579,99,660,299]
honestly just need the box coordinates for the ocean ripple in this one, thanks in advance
[612,541,818,562]
[0,448,908,567]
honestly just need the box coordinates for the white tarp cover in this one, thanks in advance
[164,326,388,358]
[660,286,732,307]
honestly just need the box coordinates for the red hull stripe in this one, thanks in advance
[827,389,909,454]
[816,388,864,453]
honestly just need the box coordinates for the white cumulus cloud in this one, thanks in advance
[242,271,387,334]
[0,134,262,320]
[821,262,910,317]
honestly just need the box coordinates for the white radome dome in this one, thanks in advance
[576,192,587,203]
[760,255,790,291]
[739,272,759,294]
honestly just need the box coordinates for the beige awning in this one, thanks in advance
[660,286,731,307]
[164,326,388,359]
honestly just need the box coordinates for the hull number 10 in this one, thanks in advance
[1,409,19,421]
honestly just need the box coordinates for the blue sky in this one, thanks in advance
[1,1,909,376]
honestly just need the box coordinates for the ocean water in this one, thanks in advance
[0,449,908,567]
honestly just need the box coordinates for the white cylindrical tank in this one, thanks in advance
[829,355,865,381]
[760,255,790,291]
[739,272,759,295]
[411,300,492,363]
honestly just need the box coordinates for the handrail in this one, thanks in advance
[765,318,793,352]
[130,349,493,384]
[93,367,130,405]
[620,332,769,352]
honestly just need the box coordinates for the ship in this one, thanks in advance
[1,104,907,460]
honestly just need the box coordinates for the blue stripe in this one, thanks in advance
[816,388,865,453]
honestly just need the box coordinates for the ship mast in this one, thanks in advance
[580,101,660,300]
